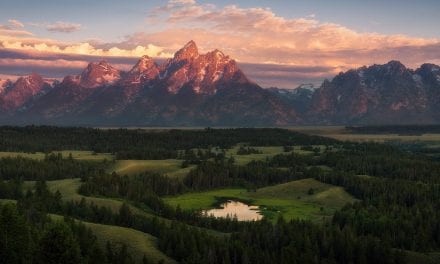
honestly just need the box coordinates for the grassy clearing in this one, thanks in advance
[325,133,440,142]
[50,214,175,264]
[224,145,317,166]
[0,199,17,204]
[46,179,155,217]
[57,150,114,161]
[0,150,113,161]
[34,179,226,237]
[404,250,440,264]
[0,152,46,159]
[164,189,246,210]
[23,179,155,218]
[251,179,355,221]
[164,178,356,222]
[225,145,281,165]
[288,126,440,143]
[110,159,194,178]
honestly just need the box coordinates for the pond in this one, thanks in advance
[203,200,263,221]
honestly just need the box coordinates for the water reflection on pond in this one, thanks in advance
[203,200,262,221]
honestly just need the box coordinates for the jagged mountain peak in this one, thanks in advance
[0,73,50,112]
[418,63,440,72]
[78,60,121,88]
[16,73,44,85]
[125,55,159,84]
[157,41,250,94]
[206,49,225,58]
[380,60,408,75]
[82,60,117,74]
[0,79,12,94]
[131,55,157,72]
[173,40,199,61]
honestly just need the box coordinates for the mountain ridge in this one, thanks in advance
[1,41,440,126]
[0,41,298,126]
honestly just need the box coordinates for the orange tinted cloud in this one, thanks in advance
[0,1,439,88]
[0,39,173,58]
[46,21,82,33]
[143,1,439,70]
[8,19,24,28]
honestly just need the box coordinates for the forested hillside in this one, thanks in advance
[1,127,440,263]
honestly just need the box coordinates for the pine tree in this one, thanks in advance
[38,221,81,264]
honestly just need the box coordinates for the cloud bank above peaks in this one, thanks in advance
[144,1,439,67]
[0,0,439,88]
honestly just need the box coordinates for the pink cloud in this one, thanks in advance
[143,1,439,70]
[0,1,439,88]
[46,21,82,33]
[8,19,24,28]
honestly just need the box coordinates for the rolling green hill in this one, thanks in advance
[50,214,175,264]
[164,178,356,222]
[110,159,194,178]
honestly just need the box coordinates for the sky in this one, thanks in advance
[0,0,439,88]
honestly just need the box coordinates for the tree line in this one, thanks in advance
[0,126,337,159]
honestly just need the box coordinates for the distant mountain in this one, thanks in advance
[1,41,298,126]
[0,74,53,115]
[2,41,440,126]
[309,61,440,124]
[268,84,316,114]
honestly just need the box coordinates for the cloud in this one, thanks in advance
[0,52,136,78]
[0,48,332,87]
[8,19,24,28]
[46,21,82,33]
[143,2,438,69]
[0,1,439,88]
[0,19,33,37]
[0,40,172,58]
[169,0,196,5]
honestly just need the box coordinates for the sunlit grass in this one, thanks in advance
[164,178,356,222]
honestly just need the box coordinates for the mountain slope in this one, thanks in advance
[309,61,438,124]
[0,73,52,114]
[7,41,297,126]
[268,84,316,114]
[2,42,440,125]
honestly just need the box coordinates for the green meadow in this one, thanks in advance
[164,178,356,222]
[0,150,113,161]
[225,145,319,165]
[50,215,175,264]
[109,159,194,178]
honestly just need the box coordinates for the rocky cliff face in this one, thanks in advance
[0,73,52,114]
[268,85,316,114]
[157,41,248,95]
[2,41,440,126]
[1,41,297,126]
[309,61,439,124]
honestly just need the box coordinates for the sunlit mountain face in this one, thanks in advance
[0,0,439,125]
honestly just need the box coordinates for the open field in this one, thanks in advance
[50,214,175,264]
[164,188,245,210]
[164,178,356,222]
[31,178,226,237]
[225,145,316,165]
[0,150,113,161]
[25,178,156,218]
[288,126,440,143]
[110,159,194,178]
[325,133,440,142]
[0,199,17,204]
[404,250,440,264]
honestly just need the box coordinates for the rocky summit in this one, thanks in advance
[0,41,297,126]
[1,41,440,126]
[309,61,440,124]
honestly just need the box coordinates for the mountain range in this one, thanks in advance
[1,40,440,126]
